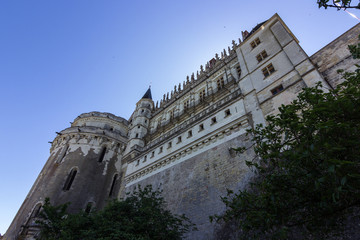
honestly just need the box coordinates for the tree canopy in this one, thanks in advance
[317,0,360,9]
[212,44,360,239]
[36,185,196,240]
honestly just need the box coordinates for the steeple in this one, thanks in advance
[142,87,152,100]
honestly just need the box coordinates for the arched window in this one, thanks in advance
[31,203,42,219]
[109,174,118,197]
[98,147,107,163]
[63,168,77,191]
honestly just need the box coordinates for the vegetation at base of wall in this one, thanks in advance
[211,41,360,239]
[36,185,196,240]
[317,0,360,9]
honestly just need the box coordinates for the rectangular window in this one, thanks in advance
[199,89,206,102]
[187,130,192,138]
[159,146,163,153]
[250,37,261,49]
[177,136,182,144]
[236,65,241,78]
[262,63,275,78]
[271,84,284,96]
[143,155,147,162]
[199,124,204,132]
[225,109,231,117]
[151,151,155,158]
[184,99,190,110]
[211,117,217,125]
[168,141,172,148]
[256,50,268,63]
[169,109,175,120]
[217,77,225,90]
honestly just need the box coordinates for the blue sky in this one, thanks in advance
[0,0,358,235]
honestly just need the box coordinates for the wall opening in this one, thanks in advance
[63,168,77,191]
[109,174,118,197]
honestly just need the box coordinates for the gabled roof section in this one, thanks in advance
[142,87,152,100]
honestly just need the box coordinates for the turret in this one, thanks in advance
[124,88,154,159]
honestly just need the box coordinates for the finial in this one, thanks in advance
[174,85,177,93]
[171,90,174,97]
[183,81,186,89]
[178,83,181,91]
[163,94,166,101]
[215,53,219,60]
[223,49,227,57]
[228,46,231,55]
[166,92,169,100]
[156,101,158,108]
[238,38,242,44]
[191,73,195,82]
[197,71,200,78]
[186,75,190,84]
[232,40,237,49]
[205,62,209,70]
[221,52,224,59]
[200,65,204,73]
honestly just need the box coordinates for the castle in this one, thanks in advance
[4,14,360,240]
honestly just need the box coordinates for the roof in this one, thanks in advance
[142,87,152,99]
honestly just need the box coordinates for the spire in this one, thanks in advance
[142,87,152,99]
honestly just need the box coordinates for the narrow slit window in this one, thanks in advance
[211,117,217,124]
[98,147,106,163]
[177,136,182,143]
[236,65,241,78]
[143,155,147,162]
[151,151,155,158]
[109,174,118,197]
[225,109,231,117]
[188,130,192,138]
[159,147,163,153]
[168,141,172,148]
[63,169,77,191]
[199,124,204,132]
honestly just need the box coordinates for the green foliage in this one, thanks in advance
[212,45,360,239]
[317,0,360,9]
[36,185,196,240]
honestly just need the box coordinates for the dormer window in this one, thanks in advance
[250,38,261,49]
[199,89,206,102]
[217,77,225,90]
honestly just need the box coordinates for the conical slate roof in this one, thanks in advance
[142,87,152,99]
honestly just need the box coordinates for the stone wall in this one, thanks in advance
[310,23,360,88]
[125,133,255,240]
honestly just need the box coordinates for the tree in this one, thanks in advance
[211,44,360,239]
[317,0,360,9]
[36,185,196,240]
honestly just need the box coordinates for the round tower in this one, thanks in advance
[124,88,153,159]
[4,112,128,240]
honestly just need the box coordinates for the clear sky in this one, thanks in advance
[0,0,359,235]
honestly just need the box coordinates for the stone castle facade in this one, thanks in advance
[4,14,360,240]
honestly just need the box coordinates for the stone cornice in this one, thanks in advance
[125,116,249,185]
